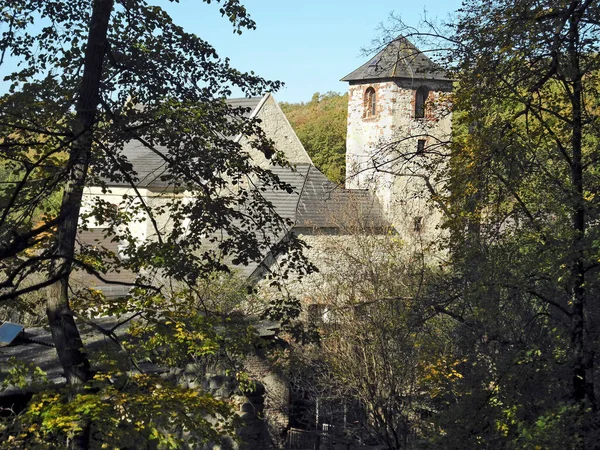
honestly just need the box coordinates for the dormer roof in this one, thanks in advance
[341,37,451,83]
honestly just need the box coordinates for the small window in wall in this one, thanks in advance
[364,87,376,118]
[413,216,423,233]
[417,139,426,154]
[415,86,429,119]
[308,303,326,324]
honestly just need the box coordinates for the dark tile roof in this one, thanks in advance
[341,37,451,83]
[97,97,263,189]
[259,163,389,230]
[296,165,389,229]
[205,164,389,280]
[246,164,390,280]
[116,141,171,188]
[225,97,263,112]
[0,317,136,391]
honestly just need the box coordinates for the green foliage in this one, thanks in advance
[365,1,600,447]
[280,92,347,184]
[1,373,235,449]
[416,0,600,447]
[1,358,48,391]
[0,0,310,297]
[0,0,313,447]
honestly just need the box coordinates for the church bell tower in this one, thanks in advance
[341,37,453,242]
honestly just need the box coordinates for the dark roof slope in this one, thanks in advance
[246,163,390,280]
[117,142,170,188]
[341,37,450,83]
[0,317,138,390]
[296,165,388,229]
[261,164,389,230]
[0,317,279,394]
[233,163,389,278]
[226,97,263,112]
[99,97,263,189]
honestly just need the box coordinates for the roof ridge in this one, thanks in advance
[293,164,313,226]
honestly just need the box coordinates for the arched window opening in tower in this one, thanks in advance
[415,86,429,119]
[413,216,423,233]
[364,87,376,118]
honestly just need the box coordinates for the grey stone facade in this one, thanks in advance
[343,39,453,248]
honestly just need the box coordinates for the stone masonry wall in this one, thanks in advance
[167,352,287,450]
[241,93,312,169]
[346,79,452,250]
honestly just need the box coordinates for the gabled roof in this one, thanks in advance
[0,317,280,394]
[246,163,391,280]
[341,37,450,83]
[218,163,389,279]
[80,94,390,292]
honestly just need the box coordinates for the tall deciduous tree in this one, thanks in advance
[430,0,600,447]
[0,0,309,447]
[374,0,600,446]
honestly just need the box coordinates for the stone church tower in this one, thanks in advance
[341,37,453,244]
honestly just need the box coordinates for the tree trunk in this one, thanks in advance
[46,2,114,448]
[46,4,113,450]
[48,0,113,386]
[565,4,595,435]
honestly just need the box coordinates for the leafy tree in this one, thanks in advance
[443,1,600,447]
[280,92,347,184]
[362,0,600,447]
[378,0,600,447]
[284,221,459,448]
[0,0,310,447]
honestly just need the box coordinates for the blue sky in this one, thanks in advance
[164,0,463,103]
[1,0,463,103]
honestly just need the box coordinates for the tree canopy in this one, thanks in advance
[283,1,600,448]
[0,0,310,447]
[375,0,600,447]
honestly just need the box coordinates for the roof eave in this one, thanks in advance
[232,93,270,143]
[342,73,453,83]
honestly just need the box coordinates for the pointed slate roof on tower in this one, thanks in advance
[341,37,450,82]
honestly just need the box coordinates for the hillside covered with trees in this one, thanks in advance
[280,92,347,184]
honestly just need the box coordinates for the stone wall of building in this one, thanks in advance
[345,79,452,249]
[244,351,290,449]
[257,228,431,319]
[167,351,287,450]
[241,93,312,168]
